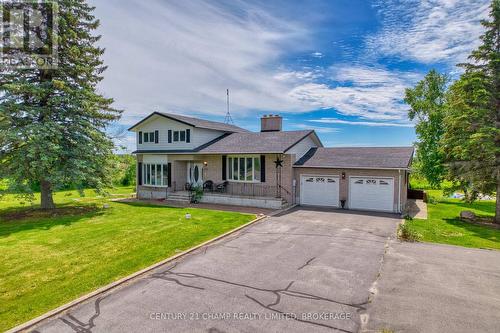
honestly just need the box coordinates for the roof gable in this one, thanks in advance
[128,112,248,133]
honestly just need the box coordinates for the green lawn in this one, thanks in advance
[405,190,499,250]
[0,188,255,331]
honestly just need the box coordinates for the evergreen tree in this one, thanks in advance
[0,0,121,209]
[405,70,448,188]
[442,0,500,222]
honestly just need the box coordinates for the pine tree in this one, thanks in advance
[0,0,121,209]
[442,0,500,222]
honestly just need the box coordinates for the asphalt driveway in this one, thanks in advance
[30,208,400,333]
[363,241,500,333]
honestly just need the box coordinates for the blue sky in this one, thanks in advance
[90,0,490,151]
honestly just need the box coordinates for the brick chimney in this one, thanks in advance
[260,114,282,132]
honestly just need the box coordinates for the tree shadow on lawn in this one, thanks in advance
[442,217,500,244]
[0,203,106,238]
[113,200,218,212]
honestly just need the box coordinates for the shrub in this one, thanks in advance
[398,222,421,242]
[190,186,204,203]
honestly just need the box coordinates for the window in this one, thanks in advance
[143,163,169,186]
[380,180,389,185]
[227,156,261,182]
[172,130,188,143]
[366,179,377,185]
[142,131,157,144]
[354,179,363,184]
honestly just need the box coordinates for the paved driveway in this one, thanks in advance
[364,241,500,333]
[31,208,400,333]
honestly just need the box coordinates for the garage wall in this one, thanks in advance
[294,167,406,212]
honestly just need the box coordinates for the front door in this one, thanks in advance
[187,162,204,187]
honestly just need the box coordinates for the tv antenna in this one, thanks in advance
[224,89,234,125]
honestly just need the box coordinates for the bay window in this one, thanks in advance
[143,163,169,186]
[227,156,261,182]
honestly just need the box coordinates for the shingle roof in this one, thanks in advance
[199,130,315,154]
[294,147,414,169]
[128,112,248,133]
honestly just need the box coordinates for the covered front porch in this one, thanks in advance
[137,153,293,209]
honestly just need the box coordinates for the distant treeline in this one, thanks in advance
[0,154,136,193]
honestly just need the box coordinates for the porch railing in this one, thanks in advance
[224,182,278,198]
[171,181,294,203]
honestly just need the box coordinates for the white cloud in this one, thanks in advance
[311,51,324,58]
[287,65,419,121]
[93,0,312,125]
[367,0,490,63]
[291,123,340,133]
[310,118,414,127]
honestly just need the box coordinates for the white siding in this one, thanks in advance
[286,134,318,162]
[133,115,225,151]
[142,155,167,164]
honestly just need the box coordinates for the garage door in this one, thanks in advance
[349,177,394,212]
[300,175,340,207]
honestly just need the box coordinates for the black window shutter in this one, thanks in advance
[138,162,143,185]
[186,129,191,143]
[168,130,172,143]
[260,155,266,182]
[139,132,142,144]
[222,155,227,180]
[167,163,172,187]
[154,130,159,144]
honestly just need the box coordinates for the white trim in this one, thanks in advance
[348,176,395,212]
[227,155,261,183]
[300,174,340,207]
[142,163,169,187]
[398,170,402,214]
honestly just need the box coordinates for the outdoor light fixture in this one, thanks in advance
[203,161,208,166]
[342,172,346,180]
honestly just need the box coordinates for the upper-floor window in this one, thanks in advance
[174,130,185,142]
[139,131,158,144]
[168,129,191,143]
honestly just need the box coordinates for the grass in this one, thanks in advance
[0,187,255,331]
[404,189,499,250]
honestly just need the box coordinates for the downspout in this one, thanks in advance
[398,169,402,214]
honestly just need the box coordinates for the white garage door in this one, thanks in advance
[300,175,340,207]
[349,177,394,212]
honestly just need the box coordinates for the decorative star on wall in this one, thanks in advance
[274,157,283,168]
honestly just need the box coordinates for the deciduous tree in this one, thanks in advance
[405,70,448,188]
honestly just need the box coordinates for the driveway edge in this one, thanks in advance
[6,214,268,333]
